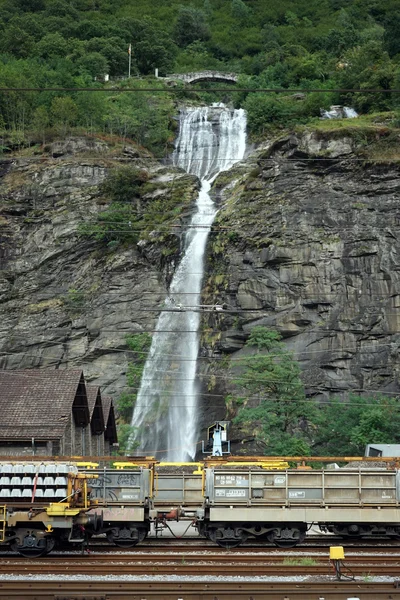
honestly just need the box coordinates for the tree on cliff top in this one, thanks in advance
[228,327,317,455]
[314,395,400,456]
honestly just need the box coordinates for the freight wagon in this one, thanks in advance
[85,466,153,547]
[199,467,400,547]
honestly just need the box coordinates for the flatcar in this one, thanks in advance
[0,461,101,557]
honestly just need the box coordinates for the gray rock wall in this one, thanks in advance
[201,131,400,427]
[2,129,400,447]
[0,138,198,401]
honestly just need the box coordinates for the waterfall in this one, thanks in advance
[130,106,247,461]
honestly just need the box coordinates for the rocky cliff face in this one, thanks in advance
[201,128,400,433]
[2,128,400,447]
[0,137,198,399]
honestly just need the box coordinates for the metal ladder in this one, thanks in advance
[0,505,5,542]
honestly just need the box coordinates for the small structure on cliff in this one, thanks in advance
[0,369,117,457]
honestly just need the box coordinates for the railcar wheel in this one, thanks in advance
[208,527,248,549]
[266,527,306,548]
[107,526,147,548]
[12,532,55,558]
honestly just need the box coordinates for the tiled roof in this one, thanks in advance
[0,369,85,440]
[101,395,112,423]
[87,385,105,434]
[86,386,100,418]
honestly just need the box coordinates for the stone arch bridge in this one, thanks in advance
[165,71,238,85]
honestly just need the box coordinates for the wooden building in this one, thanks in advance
[0,369,117,457]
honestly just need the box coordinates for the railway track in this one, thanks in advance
[90,535,400,549]
[1,551,400,576]
[0,580,400,599]
[86,541,400,552]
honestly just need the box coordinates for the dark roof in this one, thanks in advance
[101,395,112,423]
[0,369,89,440]
[86,386,100,418]
[102,396,118,444]
[87,385,105,435]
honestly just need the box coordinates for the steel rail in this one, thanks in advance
[1,556,400,576]
[0,580,399,599]
[3,552,400,562]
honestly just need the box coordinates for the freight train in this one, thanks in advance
[1,459,399,556]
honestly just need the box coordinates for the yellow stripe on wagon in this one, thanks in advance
[45,503,81,517]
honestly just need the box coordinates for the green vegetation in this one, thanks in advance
[1,0,400,146]
[79,167,148,247]
[63,287,86,313]
[117,332,152,422]
[313,395,400,456]
[116,423,138,455]
[117,332,151,453]
[227,327,400,455]
[79,167,197,248]
[227,326,317,455]
[283,557,318,566]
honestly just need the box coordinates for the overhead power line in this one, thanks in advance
[0,87,400,93]
[6,157,400,164]
[0,368,398,404]
[0,340,396,363]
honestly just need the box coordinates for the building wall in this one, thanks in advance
[62,415,73,455]
[61,413,89,455]
[0,441,50,456]
[88,430,107,456]
[0,416,109,459]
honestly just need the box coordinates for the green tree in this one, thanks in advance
[0,25,35,58]
[44,0,79,18]
[10,14,44,40]
[118,18,177,75]
[78,52,109,78]
[15,0,45,12]
[51,96,78,133]
[243,93,299,134]
[32,105,50,144]
[75,91,106,132]
[314,396,400,456]
[384,13,400,56]
[174,6,210,48]
[231,0,251,21]
[34,33,69,60]
[229,327,317,455]
[203,0,213,15]
[100,167,149,203]
[337,41,395,111]
[86,37,127,76]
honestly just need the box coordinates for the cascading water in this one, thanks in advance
[130,105,247,461]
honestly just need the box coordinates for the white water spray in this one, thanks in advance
[130,106,247,461]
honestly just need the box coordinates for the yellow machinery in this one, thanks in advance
[0,505,5,543]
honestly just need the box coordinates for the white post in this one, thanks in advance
[155,68,159,78]
[128,44,132,78]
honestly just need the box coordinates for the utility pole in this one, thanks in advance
[128,44,132,79]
